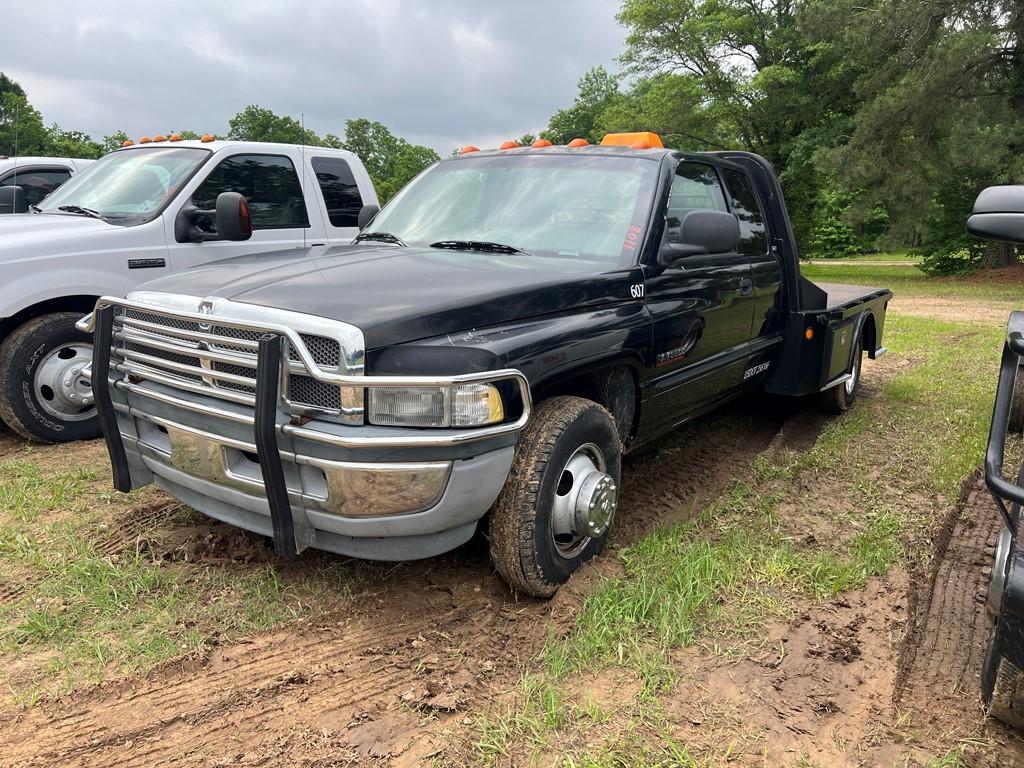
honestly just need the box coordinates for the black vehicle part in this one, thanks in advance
[92,305,132,491]
[0,184,27,214]
[985,311,1024,532]
[819,335,863,414]
[255,334,298,558]
[983,601,1024,729]
[1009,364,1024,434]
[489,396,621,598]
[0,312,101,443]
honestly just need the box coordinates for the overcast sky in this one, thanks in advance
[4,0,626,154]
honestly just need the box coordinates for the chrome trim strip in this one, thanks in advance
[819,372,852,392]
[114,364,256,406]
[116,346,258,387]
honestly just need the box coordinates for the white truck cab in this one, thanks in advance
[0,156,94,210]
[0,138,379,442]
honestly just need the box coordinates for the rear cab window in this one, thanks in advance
[191,154,309,233]
[721,168,768,255]
[312,157,364,228]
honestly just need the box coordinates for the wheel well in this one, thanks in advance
[0,296,98,343]
[533,363,640,444]
[861,314,878,358]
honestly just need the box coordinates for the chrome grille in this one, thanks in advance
[114,308,353,416]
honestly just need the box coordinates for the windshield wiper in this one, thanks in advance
[353,231,407,246]
[57,204,103,219]
[430,239,528,255]
[29,204,42,213]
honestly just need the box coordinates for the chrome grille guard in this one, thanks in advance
[80,297,532,557]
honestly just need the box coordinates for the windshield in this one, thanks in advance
[364,153,659,265]
[37,147,210,224]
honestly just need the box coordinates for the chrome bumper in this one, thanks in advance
[82,297,531,558]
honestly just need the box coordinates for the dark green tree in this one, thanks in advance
[542,66,622,144]
[227,105,321,145]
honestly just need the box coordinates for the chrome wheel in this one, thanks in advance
[549,442,618,559]
[33,342,95,421]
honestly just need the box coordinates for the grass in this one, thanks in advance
[0,451,356,701]
[808,251,922,262]
[801,261,1023,303]
[475,284,1009,764]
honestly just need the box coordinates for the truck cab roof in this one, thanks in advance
[112,139,362,163]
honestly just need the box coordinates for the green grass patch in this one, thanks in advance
[801,262,1022,303]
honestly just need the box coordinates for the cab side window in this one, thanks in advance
[666,162,728,244]
[3,168,72,206]
[191,154,309,233]
[312,157,364,228]
[722,168,768,255]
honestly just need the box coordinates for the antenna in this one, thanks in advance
[300,112,306,250]
[13,99,19,170]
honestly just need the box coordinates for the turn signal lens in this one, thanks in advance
[452,383,504,427]
[805,327,814,340]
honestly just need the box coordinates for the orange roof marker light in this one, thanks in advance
[200,134,216,143]
[139,136,152,144]
[153,135,167,142]
[567,138,590,148]
[459,145,480,154]
[121,140,134,147]
[169,134,182,142]
[499,140,519,150]
[600,132,664,149]
[531,138,553,148]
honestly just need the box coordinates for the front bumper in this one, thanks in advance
[82,299,529,560]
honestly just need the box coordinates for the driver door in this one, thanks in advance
[164,152,313,272]
[641,160,754,432]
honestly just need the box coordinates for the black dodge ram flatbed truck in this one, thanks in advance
[81,132,891,597]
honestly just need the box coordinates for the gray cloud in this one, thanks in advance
[3,0,625,153]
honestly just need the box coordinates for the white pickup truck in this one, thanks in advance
[0,156,94,211]
[0,138,379,442]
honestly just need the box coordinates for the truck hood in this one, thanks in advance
[131,243,631,349]
[0,212,118,253]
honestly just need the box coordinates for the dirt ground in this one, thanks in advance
[1,296,1024,766]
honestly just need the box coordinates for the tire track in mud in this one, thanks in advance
[896,473,1024,763]
[0,399,810,768]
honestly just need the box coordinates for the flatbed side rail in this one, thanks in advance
[985,311,1024,534]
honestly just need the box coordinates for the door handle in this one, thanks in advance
[739,277,753,296]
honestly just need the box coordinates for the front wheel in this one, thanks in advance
[0,313,100,443]
[489,396,622,598]
[819,335,863,414]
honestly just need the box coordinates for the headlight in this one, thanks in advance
[368,383,504,428]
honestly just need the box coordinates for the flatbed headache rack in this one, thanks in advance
[85,300,532,558]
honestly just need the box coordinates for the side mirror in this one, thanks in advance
[659,209,740,265]
[0,185,28,215]
[967,185,1024,244]
[174,192,252,243]
[215,192,252,241]
[357,204,380,230]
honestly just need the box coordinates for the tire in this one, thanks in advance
[819,334,864,414]
[1009,364,1024,433]
[982,620,1024,730]
[0,313,99,443]
[489,396,622,598]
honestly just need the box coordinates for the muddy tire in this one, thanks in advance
[982,621,1024,729]
[0,313,99,443]
[819,335,863,414]
[489,396,621,598]
[1009,364,1024,433]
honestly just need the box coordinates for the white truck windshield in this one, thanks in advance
[37,147,210,223]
